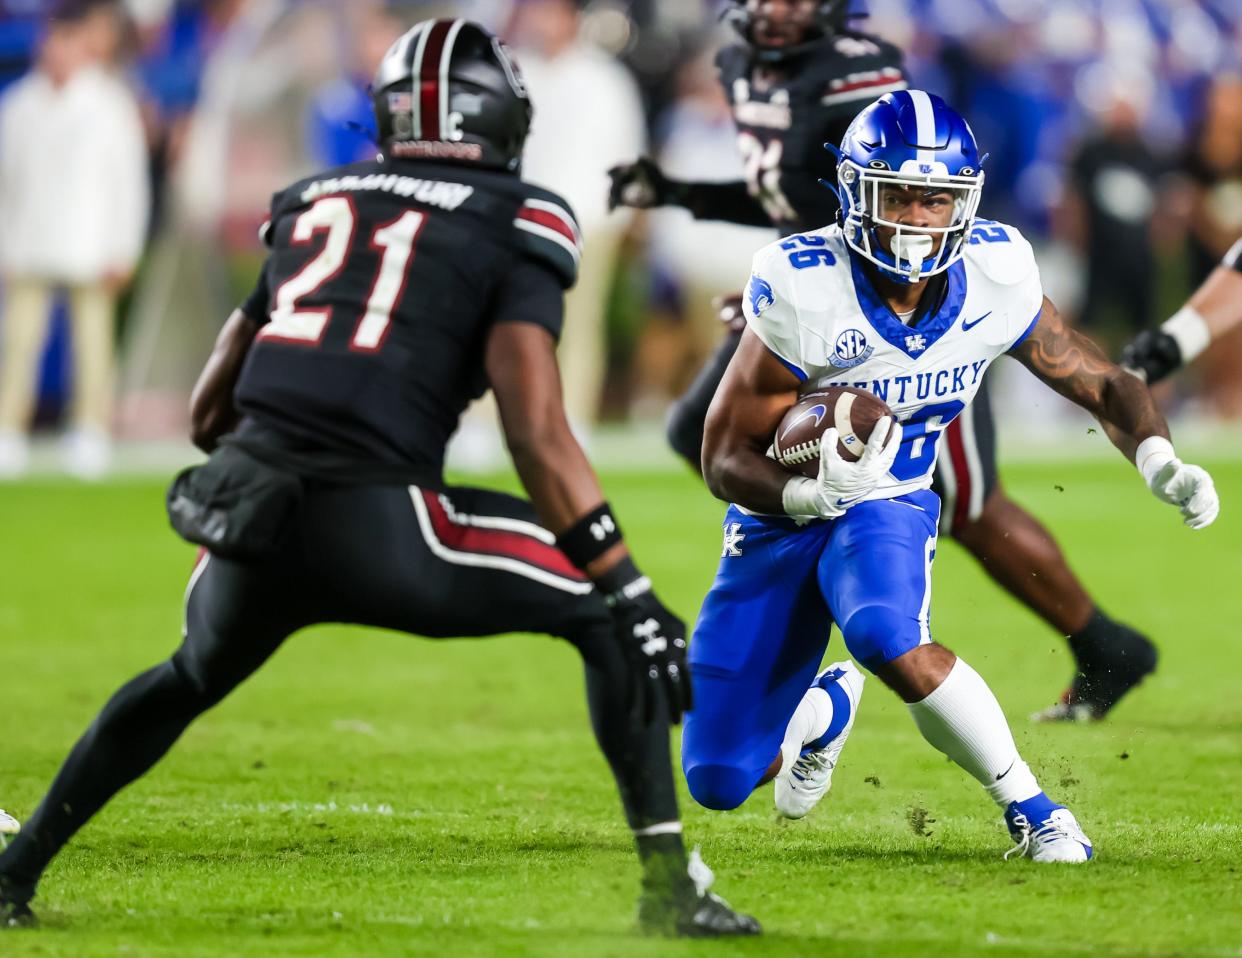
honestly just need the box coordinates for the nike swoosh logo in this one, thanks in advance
[961,311,992,331]
[995,759,1016,782]
[836,495,864,507]
[779,404,828,441]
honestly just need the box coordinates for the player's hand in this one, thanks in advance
[1121,329,1182,385]
[607,156,674,211]
[787,418,901,519]
[604,580,692,726]
[713,293,746,333]
[1147,458,1220,530]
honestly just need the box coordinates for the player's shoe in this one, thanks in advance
[1002,796,1093,863]
[0,873,35,929]
[0,811,18,847]
[1032,627,1157,723]
[637,848,761,937]
[775,661,864,820]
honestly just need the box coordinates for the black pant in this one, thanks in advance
[1,483,680,891]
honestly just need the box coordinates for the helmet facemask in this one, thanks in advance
[836,159,983,283]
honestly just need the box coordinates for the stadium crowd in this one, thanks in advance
[0,0,1239,478]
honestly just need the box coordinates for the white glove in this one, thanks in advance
[782,417,901,519]
[1136,436,1220,530]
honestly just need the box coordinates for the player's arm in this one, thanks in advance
[702,328,898,517]
[606,157,772,227]
[1122,241,1242,384]
[1012,297,1219,529]
[188,309,260,453]
[188,261,270,452]
[484,274,691,724]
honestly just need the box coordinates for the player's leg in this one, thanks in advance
[933,383,1156,720]
[681,508,839,812]
[320,484,757,935]
[0,551,311,920]
[821,491,1092,863]
[63,282,118,478]
[666,328,742,472]
[0,279,54,477]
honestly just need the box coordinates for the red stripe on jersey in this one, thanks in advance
[518,206,579,250]
[943,418,971,532]
[827,73,905,97]
[418,20,452,140]
[421,491,588,582]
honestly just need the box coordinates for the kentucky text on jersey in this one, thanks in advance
[301,174,475,211]
[816,359,989,404]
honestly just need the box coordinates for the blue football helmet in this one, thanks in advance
[831,90,984,283]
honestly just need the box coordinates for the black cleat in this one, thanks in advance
[637,848,761,937]
[0,874,36,929]
[1033,626,1158,722]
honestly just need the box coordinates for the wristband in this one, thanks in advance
[593,554,652,607]
[1161,306,1210,366]
[782,476,819,517]
[1136,436,1177,487]
[557,502,623,568]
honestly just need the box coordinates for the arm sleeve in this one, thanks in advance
[679,180,773,227]
[488,255,565,343]
[239,259,272,324]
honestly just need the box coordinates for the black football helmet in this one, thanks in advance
[724,0,852,62]
[372,19,531,172]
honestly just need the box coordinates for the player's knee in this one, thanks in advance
[665,400,705,471]
[839,604,918,672]
[684,763,754,811]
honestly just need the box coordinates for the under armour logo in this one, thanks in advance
[905,333,927,353]
[721,522,745,557]
[634,618,668,656]
[590,514,616,541]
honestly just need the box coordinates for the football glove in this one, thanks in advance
[599,564,692,726]
[1120,329,1181,385]
[607,157,681,211]
[1137,437,1220,530]
[782,418,901,520]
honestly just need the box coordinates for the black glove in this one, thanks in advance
[607,156,682,212]
[1121,329,1182,385]
[597,558,693,725]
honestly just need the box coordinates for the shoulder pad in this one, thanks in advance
[963,220,1038,286]
[513,185,582,290]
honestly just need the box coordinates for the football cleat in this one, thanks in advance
[637,848,761,937]
[0,873,35,929]
[1003,800,1093,864]
[0,810,18,847]
[1032,628,1157,723]
[775,661,864,820]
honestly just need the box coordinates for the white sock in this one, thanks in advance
[779,686,834,773]
[907,658,1041,807]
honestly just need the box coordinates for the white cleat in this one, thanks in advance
[775,661,865,820]
[0,432,29,480]
[0,810,19,849]
[1003,806,1093,863]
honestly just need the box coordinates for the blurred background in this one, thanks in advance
[0,0,1239,478]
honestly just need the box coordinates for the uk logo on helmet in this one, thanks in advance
[832,328,875,369]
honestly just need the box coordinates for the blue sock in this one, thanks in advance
[1008,791,1060,823]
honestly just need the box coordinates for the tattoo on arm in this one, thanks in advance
[1013,297,1169,461]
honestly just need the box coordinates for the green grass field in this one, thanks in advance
[1,460,1240,957]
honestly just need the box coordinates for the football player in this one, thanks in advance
[0,21,757,936]
[608,0,1158,723]
[1121,237,1242,386]
[681,91,1218,859]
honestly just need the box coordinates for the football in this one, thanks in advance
[773,386,897,478]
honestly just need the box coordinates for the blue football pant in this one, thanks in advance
[682,490,940,811]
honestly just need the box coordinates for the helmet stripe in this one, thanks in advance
[408,21,433,139]
[906,89,936,164]
[438,20,466,144]
[417,20,454,141]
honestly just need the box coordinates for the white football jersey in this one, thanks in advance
[743,219,1043,502]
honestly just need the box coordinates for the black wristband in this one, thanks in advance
[557,502,623,569]
[592,554,653,607]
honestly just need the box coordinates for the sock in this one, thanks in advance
[907,658,1042,808]
[778,669,852,772]
[1068,608,1117,664]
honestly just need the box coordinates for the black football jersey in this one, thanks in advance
[716,30,907,234]
[230,158,581,484]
